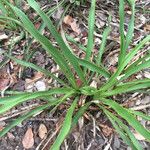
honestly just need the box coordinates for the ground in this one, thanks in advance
[0,0,150,150]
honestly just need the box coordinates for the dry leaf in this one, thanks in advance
[144,24,150,31]
[0,33,8,41]
[100,124,113,137]
[0,69,10,91]
[7,132,15,140]
[63,15,73,24]
[22,128,34,149]
[63,15,81,35]
[38,124,47,139]
[0,121,5,131]
[0,78,10,91]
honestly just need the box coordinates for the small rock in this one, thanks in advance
[35,80,46,91]
[142,96,150,104]
[144,71,150,79]
[7,132,15,140]
[0,32,8,41]
[113,135,120,149]
[136,99,141,105]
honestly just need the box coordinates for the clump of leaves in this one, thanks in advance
[0,0,150,149]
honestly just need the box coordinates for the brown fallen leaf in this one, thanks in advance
[0,68,10,91]
[144,24,150,32]
[7,132,15,140]
[63,15,81,35]
[100,124,113,137]
[0,33,8,41]
[0,78,10,91]
[63,15,73,24]
[38,124,47,139]
[22,128,34,149]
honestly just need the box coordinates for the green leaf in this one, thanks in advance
[121,58,150,80]
[118,0,125,65]
[124,35,150,68]
[124,51,150,71]
[78,58,110,78]
[72,102,91,128]
[9,4,77,88]
[101,98,150,141]
[27,0,86,85]
[0,88,75,114]
[50,97,78,150]
[5,54,68,86]
[66,34,87,52]
[124,5,135,52]
[102,107,142,150]
[128,110,150,121]
[85,0,96,61]
[97,17,150,92]
[103,109,138,150]
[0,103,51,137]
[96,26,111,65]
[99,79,150,96]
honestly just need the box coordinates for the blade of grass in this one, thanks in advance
[100,98,150,141]
[71,102,91,128]
[102,107,142,150]
[27,0,86,85]
[65,34,87,52]
[98,79,150,96]
[0,103,53,137]
[124,52,150,73]
[124,35,150,67]
[128,110,150,121]
[121,59,150,80]
[124,4,135,52]
[97,35,150,92]
[96,26,111,65]
[78,58,110,78]
[118,0,125,65]
[5,54,68,86]
[50,97,78,150]
[9,4,77,88]
[0,16,22,27]
[85,0,96,61]
[100,107,137,149]
[0,88,75,114]
[0,91,71,137]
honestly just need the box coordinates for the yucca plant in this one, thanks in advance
[0,0,150,149]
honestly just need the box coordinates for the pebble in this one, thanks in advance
[35,80,46,91]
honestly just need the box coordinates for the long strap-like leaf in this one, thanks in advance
[27,0,86,85]
[101,98,150,141]
[102,107,142,150]
[9,4,77,88]
[50,98,78,150]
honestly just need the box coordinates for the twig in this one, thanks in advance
[130,103,150,111]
